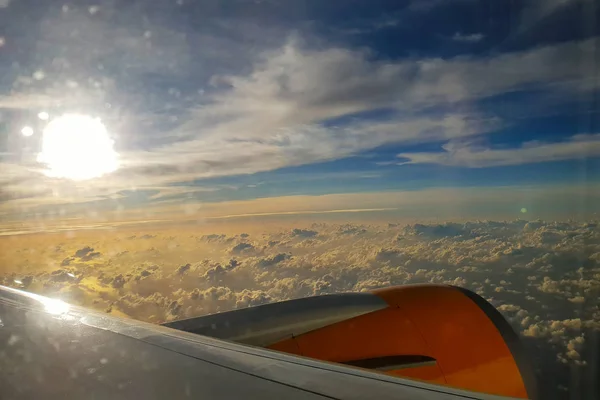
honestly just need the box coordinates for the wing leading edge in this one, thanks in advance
[0,285,522,400]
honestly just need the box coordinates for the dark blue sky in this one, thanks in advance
[0,0,599,218]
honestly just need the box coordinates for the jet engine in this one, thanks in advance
[164,284,536,399]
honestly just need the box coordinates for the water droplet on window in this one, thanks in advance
[33,70,45,80]
[21,126,34,137]
[8,335,20,346]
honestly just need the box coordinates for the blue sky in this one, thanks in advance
[0,0,599,222]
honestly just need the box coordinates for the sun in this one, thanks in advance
[37,114,118,180]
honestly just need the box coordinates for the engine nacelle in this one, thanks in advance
[165,285,536,399]
[269,285,536,399]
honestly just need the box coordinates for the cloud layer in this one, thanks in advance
[1,219,599,397]
[398,134,600,167]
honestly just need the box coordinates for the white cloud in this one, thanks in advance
[568,296,585,304]
[398,134,600,167]
[523,323,544,337]
[518,0,589,32]
[565,335,585,360]
[99,37,600,186]
[236,289,273,308]
[452,32,485,43]
[498,304,523,313]
[183,36,594,127]
[0,93,60,110]
[1,35,598,211]
[2,184,598,233]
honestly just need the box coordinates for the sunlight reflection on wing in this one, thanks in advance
[42,298,70,315]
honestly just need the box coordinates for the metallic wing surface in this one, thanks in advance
[0,285,528,400]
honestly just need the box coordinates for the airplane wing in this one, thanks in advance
[0,284,532,400]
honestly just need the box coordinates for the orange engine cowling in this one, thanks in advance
[164,284,536,399]
[268,285,536,399]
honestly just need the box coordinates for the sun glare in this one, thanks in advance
[37,114,118,180]
[42,298,70,315]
